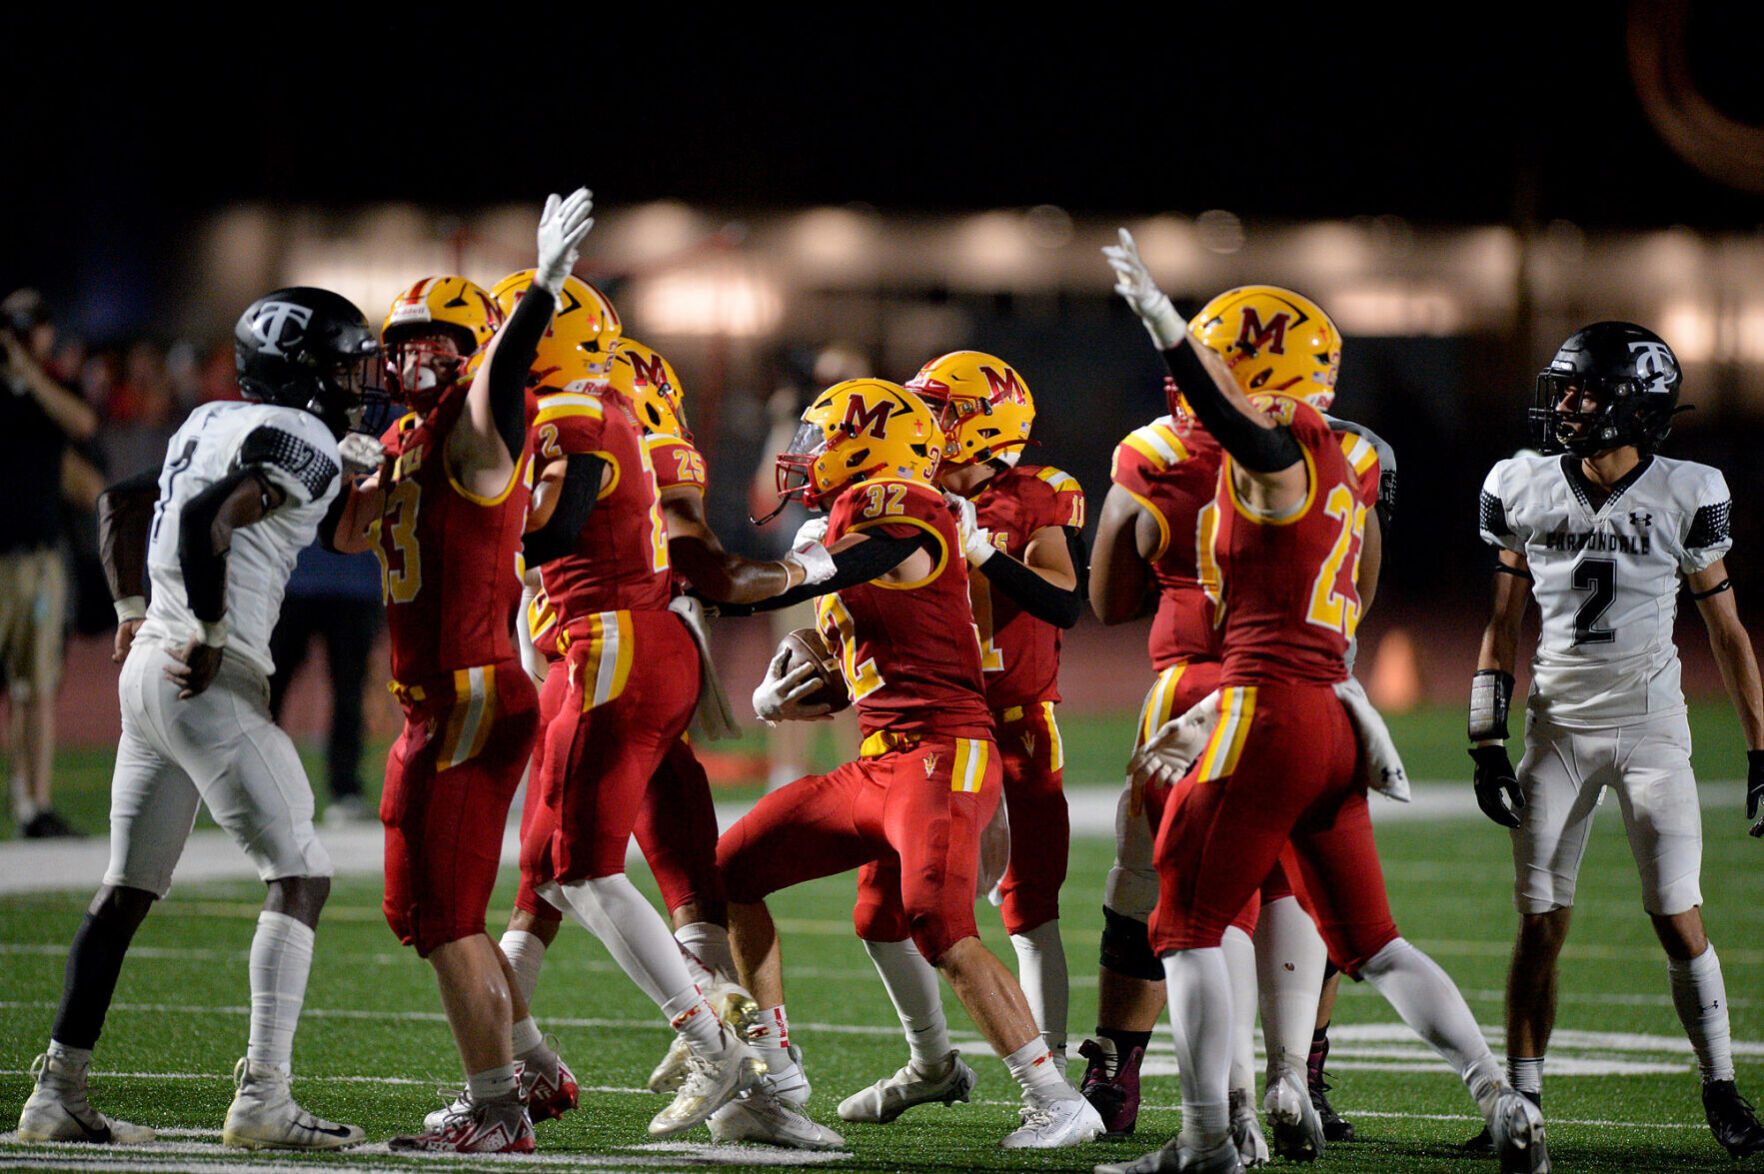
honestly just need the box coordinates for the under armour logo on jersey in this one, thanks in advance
[923,753,941,777]
[1629,510,1653,527]
[1628,340,1678,392]
[248,301,314,358]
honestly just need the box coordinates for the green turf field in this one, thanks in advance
[2,702,1760,1171]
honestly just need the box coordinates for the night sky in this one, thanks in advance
[10,4,1764,301]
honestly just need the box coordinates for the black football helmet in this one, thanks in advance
[234,287,382,438]
[1531,321,1685,456]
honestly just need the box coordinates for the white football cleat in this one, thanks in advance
[709,1087,846,1150]
[1263,1070,1324,1162]
[1230,1086,1269,1167]
[654,982,759,1094]
[838,1051,977,1123]
[1488,1088,1550,1174]
[1094,1137,1245,1174]
[17,1052,155,1144]
[391,1096,534,1153]
[648,1025,765,1138]
[648,1034,693,1094]
[999,1092,1105,1149]
[518,1039,580,1122]
[222,1059,364,1150]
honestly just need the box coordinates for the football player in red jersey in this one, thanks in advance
[716,380,1106,1149]
[1082,347,1395,1157]
[1095,234,1546,1174]
[498,334,843,1149]
[826,352,1089,1125]
[326,191,595,1154]
[488,273,809,1144]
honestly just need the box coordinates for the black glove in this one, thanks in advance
[1469,744,1524,829]
[1747,749,1764,839]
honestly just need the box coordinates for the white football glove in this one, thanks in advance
[337,431,385,476]
[534,188,597,295]
[944,492,996,565]
[785,543,837,586]
[751,646,836,725]
[1102,228,1187,350]
[791,516,829,549]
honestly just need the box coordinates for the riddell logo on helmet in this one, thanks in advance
[842,394,894,439]
[1235,309,1290,358]
[250,302,314,358]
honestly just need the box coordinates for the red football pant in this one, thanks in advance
[1148,681,1397,976]
[719,735,1002,964]
[992,702,1067,935]
[382,661,539,956]
[525,610,700,888]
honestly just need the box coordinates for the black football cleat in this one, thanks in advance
[1309,1077,1355,1143]
[1703,1079,1764,1158]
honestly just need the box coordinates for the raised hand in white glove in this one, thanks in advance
[782,514,835,585]
[752,646,836,724]
[534,188,597,295]
[944,492,996,565]
[338,431,385,476]
[1102,228,1187,350]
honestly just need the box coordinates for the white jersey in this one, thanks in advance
[1480,451,1732,728]
[137,401,342,679]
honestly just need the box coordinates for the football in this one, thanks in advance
[778,627,851,713]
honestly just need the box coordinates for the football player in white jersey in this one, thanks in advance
[1470,321,1764,1159]
[16,288,385,1151]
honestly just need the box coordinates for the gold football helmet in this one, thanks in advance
[904,350,1035,466]
[489,270,622,388]
[1189,285,1341,410]
[775,379,943,510]
[381,276,502,408]
[608,337,689,439]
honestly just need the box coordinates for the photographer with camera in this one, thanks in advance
[2,287,98,837]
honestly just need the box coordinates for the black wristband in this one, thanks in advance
[1690,578,1732,601]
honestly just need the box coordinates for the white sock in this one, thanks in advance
[12,775,39,823]
[749,1004,807,1095]
[1508,1056,1543,1098]
[1004,1036,1073,1106]
[661,987,728,1056]
[1163,948,1232,1148]
[1360,937,1501,1109]
[467,1063,519,1103]
[674,922,738,989]
[557,875,697,1011]
[510,1015,544,1057]
[247,911,314,1074]
[862,938,952,1070]
[45,1041,91,1069]
[1669,945,1735,1083]
[1010,920,1070,1067]
[1253,895,1328,1086]
[498,929,547,1006]
[1221,926,1257,1103]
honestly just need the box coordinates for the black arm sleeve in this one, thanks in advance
[316,487,352,554]
[974,529,1087,629]
[487,285,556,460]
[1162,342,1303,472]
[523,453,608,567]
[727,533,927,615]
[178,470,261,622]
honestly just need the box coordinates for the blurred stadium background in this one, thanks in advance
[8,2,1764,779]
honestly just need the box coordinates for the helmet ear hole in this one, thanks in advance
[845,446,871,469]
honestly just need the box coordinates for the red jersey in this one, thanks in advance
[1110,416,1226,671]
[1210,396,1376,686]
[529,388,673,621]
[815,479,992,740]
[645,432,709,598]
[958,464,1085,709]
[374,385,533,683]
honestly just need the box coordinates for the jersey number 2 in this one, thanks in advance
[1571,557,1616,645]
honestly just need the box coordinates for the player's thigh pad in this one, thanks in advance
[1612,714,1703,916]
[1514,718,1613,914]
[136,645,331,883]
[995,703,1068,934]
